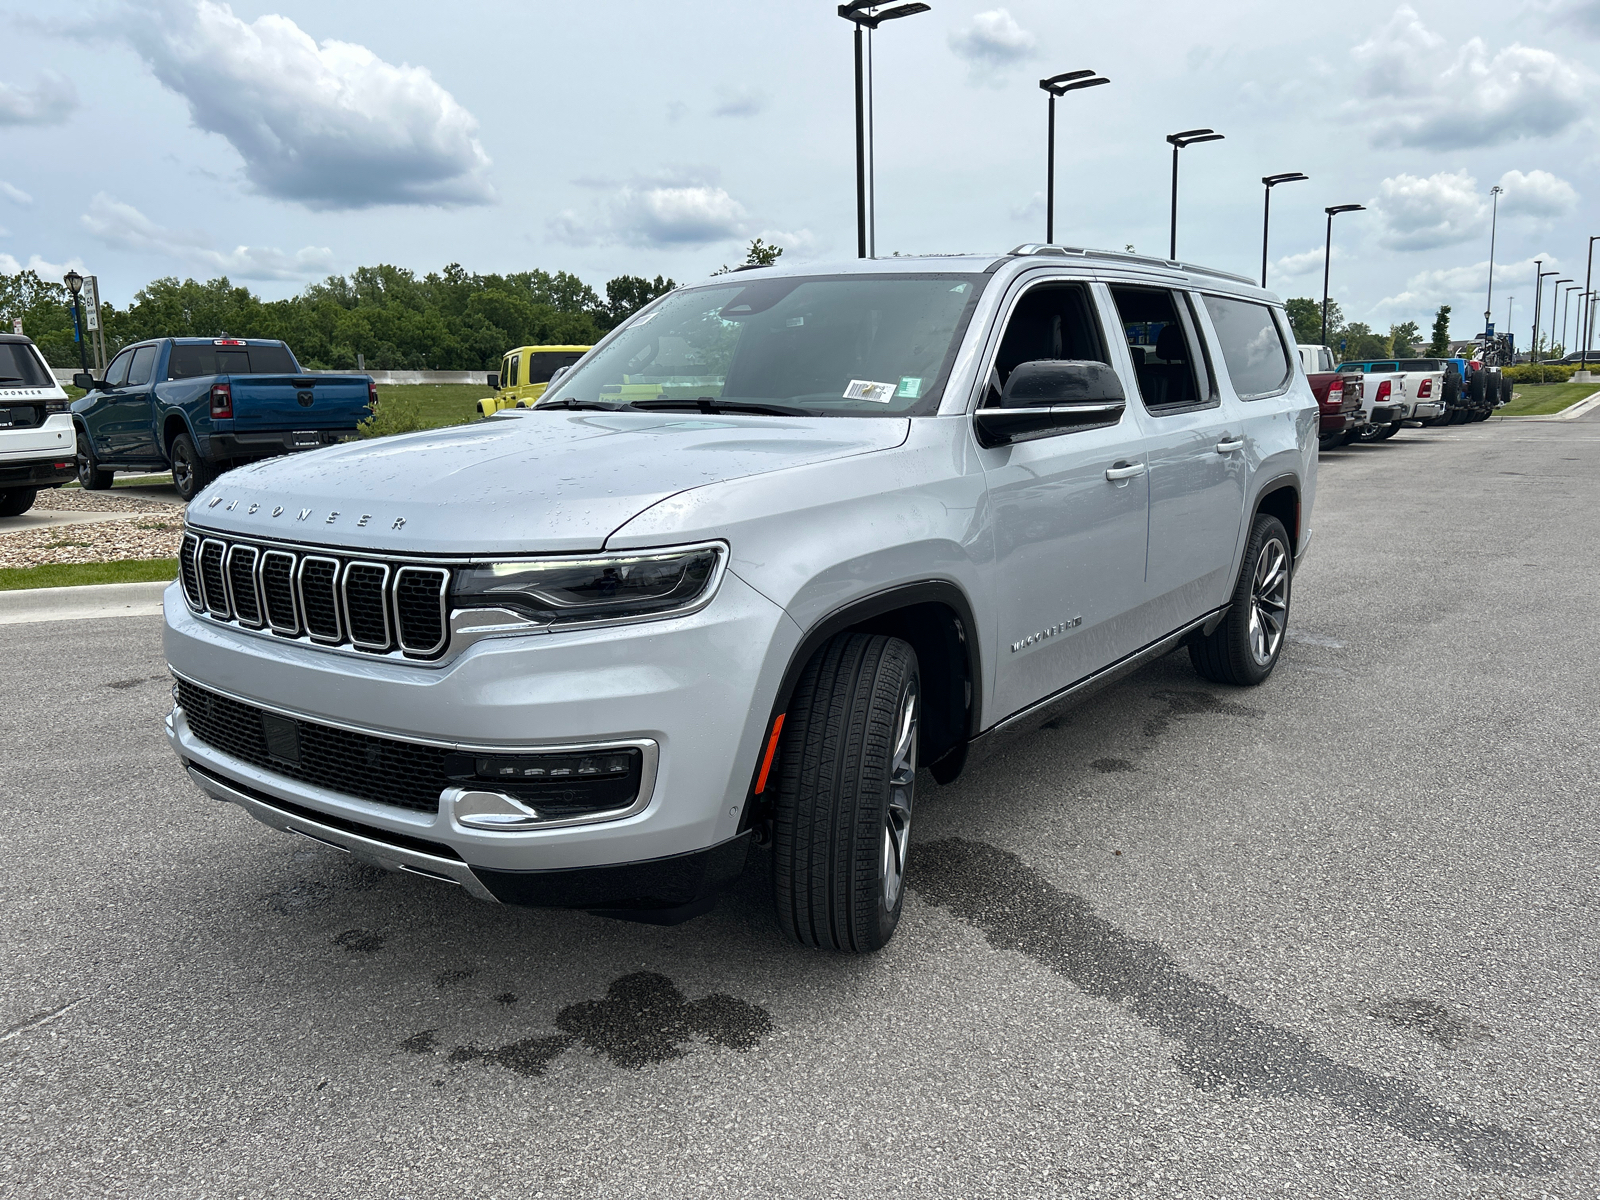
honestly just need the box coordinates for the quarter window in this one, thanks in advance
[508,354,520,387]
[1201,295,1292,401]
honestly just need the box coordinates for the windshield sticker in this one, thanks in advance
[844,379,897,403]
[786,317,805,327]
[897,377,923,398]
[630,311,659,327]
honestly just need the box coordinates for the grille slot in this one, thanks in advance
[199,539,230,619]
[395,567,449,655]
[260,550,299,634]
[342,562,391,650]
[179,534,202,610]
[226,545,262,627]
[297,556,341,642]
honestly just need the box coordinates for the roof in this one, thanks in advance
[0,333,38,345]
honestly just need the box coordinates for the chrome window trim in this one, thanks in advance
[259,549,301,636]
[340,560,392,651]
[224,543,263,629]
[393,565,450,657]
[199,538,232,620]
[295,554,343,644]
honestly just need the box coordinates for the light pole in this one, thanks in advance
[63,269,89,374]
[837,2,931,260]
[1532,264,1557,363]
[1581,236,1598,373]
[1484,184,1503,340]
[1260,172,1309,289]
[1039,70,1109,245]
[1166,128,1224,261]
[1561,284,1581,357]
[1320,204,1365,347]
[1549,277,1572,360]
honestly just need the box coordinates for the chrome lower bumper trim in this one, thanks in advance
[186,764,499,904]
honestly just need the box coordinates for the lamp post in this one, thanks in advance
[63,269,88,374]
[1549,277,1572,360]
[1038,70,1109,245]
[1561,284,1581,358]
[1166,128,1224,261]
[1260,172,1308,289]
[1484,184,1503,340]
[838,2,931,260]
[1320,204,1365,347]
[1532,264,1557,363]
[1581,236,1598,373]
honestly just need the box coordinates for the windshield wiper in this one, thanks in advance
[629,397,816,417]
[530,397,632,412]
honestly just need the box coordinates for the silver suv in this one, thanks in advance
[164,246,1317,953]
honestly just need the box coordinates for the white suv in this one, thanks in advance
[0,335,77,516]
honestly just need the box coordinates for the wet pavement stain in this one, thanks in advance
[332,928,385,954]
[1091,758,1136,773]
[494,992,518,1006]
[434,969,477,989]
[1368,998,1494,1049]
[399,1029,438,1053]
[1143,690,1264,738]
[262,879,334,914]
[910,838,1556,1176]
[449,1035,573,1078]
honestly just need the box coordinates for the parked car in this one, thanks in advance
[1334,360,1413,441]
[0,333,77,517]
[476,344,591,417]
[1438,356,1495,423]
[164,246,1317,953]
[1297,344,1359,450]
[72,338,375,501]
[1391,359,1450,425]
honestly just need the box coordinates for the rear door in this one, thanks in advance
[979,276,1151,719]
[1110,285,1247,638]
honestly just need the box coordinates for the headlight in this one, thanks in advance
[452,544,724,628]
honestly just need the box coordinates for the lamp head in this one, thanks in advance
[1051,75,1108,95]
[1325,204,1365,216]
[1041,69,1094,90]
[838,1,930,25]
[1166,128,1223,148]
[1263,172,1309,187]
[64,270,83,296]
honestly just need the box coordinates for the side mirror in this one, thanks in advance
[974,360,1126,447]
[72,372,96,390]
[487,373,500,390]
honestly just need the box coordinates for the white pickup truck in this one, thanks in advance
[1333,358,1448,442]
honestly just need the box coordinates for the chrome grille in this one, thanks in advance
[179,533,451,660]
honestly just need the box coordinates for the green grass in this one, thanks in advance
[0,558,179,591]
[1499,381,1600,417]
[373,383,490,430]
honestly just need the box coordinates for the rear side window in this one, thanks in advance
[168,343,299,378]
[0,342,54,388]
[1110,286,1214,413]
[526,352,585,385]
[127,345,158,386]
[1201,295,1292,401]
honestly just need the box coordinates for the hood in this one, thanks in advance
[186,410,909,554]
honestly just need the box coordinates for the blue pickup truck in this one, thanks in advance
[72,338,374,500]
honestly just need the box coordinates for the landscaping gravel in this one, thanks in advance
[0,513,184,569]
[33,488,185,514]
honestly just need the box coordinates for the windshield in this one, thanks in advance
[0,342,54,388]
[540,273,987,415]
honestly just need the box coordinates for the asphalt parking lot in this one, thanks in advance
[3,414,1597,1199]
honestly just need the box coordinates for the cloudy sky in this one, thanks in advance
[3,0,1598,345]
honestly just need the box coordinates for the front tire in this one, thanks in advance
[77,430,114,491]
[0,487,37,517]
[772,633,919,953]
[1189,514,1292,687]
[170,433,214,501]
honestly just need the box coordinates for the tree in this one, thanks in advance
[1334,322,1390,361]
[603,275,676,327]
[1285,298,1332,345]
[0,269,80,364]
[713,238,785,277]
[1428,305,1451,356]
[1388,321,1421,357]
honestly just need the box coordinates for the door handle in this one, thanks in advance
[1104,461,1147,481]
[1216,437,1244,454]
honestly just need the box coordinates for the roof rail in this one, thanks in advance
[1007,243,1258,287]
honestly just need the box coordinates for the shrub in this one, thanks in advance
[1502,364,1580,384]
[357,392,429,438]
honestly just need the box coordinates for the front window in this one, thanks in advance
[540,273,987,416]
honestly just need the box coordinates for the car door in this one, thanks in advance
[114,343,161,460]
[86,348,135,459]
[1109,285,1247,639]
[978,277,1151,721]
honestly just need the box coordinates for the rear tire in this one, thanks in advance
[772,633,920,953]
[170,433,215,502]
[1189,514,1292,687]
[0,487,37,517]
[77,430,114,490]
[1356,421,1389,443]
[1376,422,1401,440]
[1318,432,1344,451]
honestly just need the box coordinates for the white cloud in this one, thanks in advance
[1538,0,1600,35]
[1271,246,1335,280]
[753,228,825,260]
[551,174,750,248]
[0,252,86,279]
[107,0,492,210]
[1352,6,1594,149]
[712,85,765,118]
[948,9,1037,85]
[1373,254,1561,337]
[1368,168,1580,251]
[1496,169,1578,218]
[0,73,78,126]
[80,193,333,280]
[1,182,34,206]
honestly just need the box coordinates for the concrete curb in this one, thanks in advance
[0,580,171,625]
[1500,391,1600,421]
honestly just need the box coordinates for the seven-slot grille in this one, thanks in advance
[179,532,449,658]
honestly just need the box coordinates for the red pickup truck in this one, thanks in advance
[1297,344,1360,450]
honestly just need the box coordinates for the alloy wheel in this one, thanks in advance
[1248,538,1290,666]
[880,678,918,909]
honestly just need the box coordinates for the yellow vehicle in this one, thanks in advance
[476,345,591,416]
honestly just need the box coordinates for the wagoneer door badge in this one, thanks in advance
[1011,616,1082,654]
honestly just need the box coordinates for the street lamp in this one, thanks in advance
[1561,284,1581,357]
[1166,128,1224,261]
[838,2,931,260]
[1260,172,1308,289]
[1484,184,1503,340]
[1581,236,1599,373]
[63,269,89,374]
[1039,70,1109,245]
[1549,277,1572,360]
[1532,264,1557,363]
[1320,204,1365,347]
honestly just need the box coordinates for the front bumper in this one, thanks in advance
[164,570,799,893]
